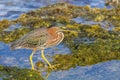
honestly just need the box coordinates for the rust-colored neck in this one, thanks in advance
[45,27,64,48]
[47,27,59,39]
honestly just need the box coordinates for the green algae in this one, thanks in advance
[0,2,120,74]
[0,65,44,80]
[52,37,120,70]
[0,19,13,31]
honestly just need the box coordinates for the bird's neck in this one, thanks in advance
[45,32,64,47]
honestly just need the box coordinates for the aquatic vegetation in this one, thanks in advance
[0,19,13,31]
[105,0,120,8]
[0,2,120,73]
[0,65,44,80]
[0,28,30,43]
[52,36,120,70]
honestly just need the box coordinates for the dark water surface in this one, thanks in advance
[0,0,120,80]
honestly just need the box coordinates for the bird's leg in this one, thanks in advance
[41,49,52,68]
[41,50,60,70]
[30,49,36,70]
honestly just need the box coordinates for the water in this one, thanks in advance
[0,0,105,20]
[0,0,120,80]
[72,17,115,31]
[50,60,120,80]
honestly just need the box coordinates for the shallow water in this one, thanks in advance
[72,17,115,31]
[0,0,105,20]
[0,0,120,80]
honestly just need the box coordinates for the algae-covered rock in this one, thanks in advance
[0,65,44,80]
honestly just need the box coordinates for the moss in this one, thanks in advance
[0,28,30,43]
[52,37,120,70]
[0,65,44,80]
[0,19,13,31]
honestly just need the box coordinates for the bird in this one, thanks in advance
[10,26,64,70]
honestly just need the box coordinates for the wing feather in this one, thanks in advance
[18,28,49,48]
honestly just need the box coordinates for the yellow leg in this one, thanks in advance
[30,50,36,70]
[41,49,52,67]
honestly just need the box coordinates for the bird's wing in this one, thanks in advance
[19,28,49,48]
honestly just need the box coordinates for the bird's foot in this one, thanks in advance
[48,64,60,70]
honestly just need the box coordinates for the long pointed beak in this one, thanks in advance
[60,27,80,32]
[61,26,67,30]
[60,27,71,32]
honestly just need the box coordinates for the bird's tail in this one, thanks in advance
[9,41,20,50]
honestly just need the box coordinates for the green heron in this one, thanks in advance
[10,26,64,70]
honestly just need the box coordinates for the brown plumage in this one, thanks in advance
[10,26,64,70]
